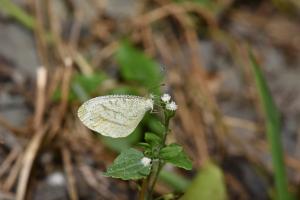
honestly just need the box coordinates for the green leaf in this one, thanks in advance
[160,144,192,170]
[137,142,151,149]
[102,126,142,153]
[73,72,106,95]
[104,148,151,180]
[108,86,140,96]
[145,114,165,136]
[181,161,227,200]
[249,50,292,200]
[160,144,183,159]
[116,41,163,94]
[145,132,162,146]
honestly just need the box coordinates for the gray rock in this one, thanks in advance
[0,23,39,79]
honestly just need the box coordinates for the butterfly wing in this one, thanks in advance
[78,95,153,138]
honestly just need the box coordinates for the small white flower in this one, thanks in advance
[166,101,178,111]
[161,93,171,103]
[141,157,151,167]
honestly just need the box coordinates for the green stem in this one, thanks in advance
[147,112,171,199]
[139,178,149,200]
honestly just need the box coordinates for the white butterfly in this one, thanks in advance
[77,95,154,138]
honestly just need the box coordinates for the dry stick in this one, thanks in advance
[16,67,48,200]
[174,91,209,167]
[155,34,202,161]
[34,67,47,130]
[68,8,82,51]
[0,148,20,178]
[134,2,216,29]
[49,63,73,137]
[0,115,27,136]
[47,0,65,60]
[224,173,248,200]
[140,25,156,57]
[45,68,64,105]
[61,147,78,200]
[176,7,229,160]
[33,0,49,67]
[163,10,212,166]
[3,153,23,191]
[15,126,48,200]
[91,41,119,68]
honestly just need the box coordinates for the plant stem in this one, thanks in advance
[148,161,164,197]
[147,113,171,199]
[139,178,149,200]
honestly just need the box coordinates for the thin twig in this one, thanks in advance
[34,67,47,130]
[15,125,48,200]
[61,146,78,200]
[3,153,23,191]
[0,148,20,178]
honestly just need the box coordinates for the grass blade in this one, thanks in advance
[249,50,291,200]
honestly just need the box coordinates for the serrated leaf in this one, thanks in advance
[116,41,163,94]
[160,144,192,170]
[145,132,162,146]
[181,161,227,200]
[104,148,151,180]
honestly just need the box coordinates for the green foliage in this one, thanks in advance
[160,144,183,158]
[102,126,142,153]
[144,114,165,136]
[181,161,227,200]
[160,144,192,170]
[159,170,191,192]
[172,0,214,8]
[108,86,140,96]
[116,41,163,95]
[145,132,162,147]
[104,148,151,180]
[53,72,106,102]
[249,50,291,200]
[0,0,35,29]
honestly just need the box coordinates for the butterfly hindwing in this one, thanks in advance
[78,95,153,138]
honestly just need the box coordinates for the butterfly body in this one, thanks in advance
[78,95,153,138]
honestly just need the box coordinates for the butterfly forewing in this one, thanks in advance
[78,95,153,138]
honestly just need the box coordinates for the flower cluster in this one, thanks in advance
[161,93,177,111]
[141,157,152,167]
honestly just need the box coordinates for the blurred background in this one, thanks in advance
[0,0,300,199]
